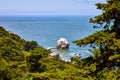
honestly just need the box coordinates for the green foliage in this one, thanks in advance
[0,37,24,61]
[0,26,51,80]
[24,41,40,51]
[26,48,50,72]
[74,0,120,79]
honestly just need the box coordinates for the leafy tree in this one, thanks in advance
[74,0,120,72]
[26,48,50,72]
[24,41,40,51]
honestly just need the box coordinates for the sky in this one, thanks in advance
[0,0,106,16]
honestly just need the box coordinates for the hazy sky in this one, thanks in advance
[0,0,106,16]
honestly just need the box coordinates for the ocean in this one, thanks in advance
[0,16,99,61]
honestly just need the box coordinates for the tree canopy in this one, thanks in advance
[74,0,120,74]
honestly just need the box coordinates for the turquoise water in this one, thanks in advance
[0,16,98,61]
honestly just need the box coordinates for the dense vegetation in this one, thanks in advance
[0,26,95,80]
[74,0,120,79]
[0,0,120,80]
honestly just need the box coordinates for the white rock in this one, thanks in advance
[57,38,70,49]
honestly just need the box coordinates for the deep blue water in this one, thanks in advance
[0,16,99,61]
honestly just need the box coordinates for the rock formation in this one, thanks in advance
[56,38,70,49]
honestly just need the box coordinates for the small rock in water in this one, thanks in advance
[56,38,70,49]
